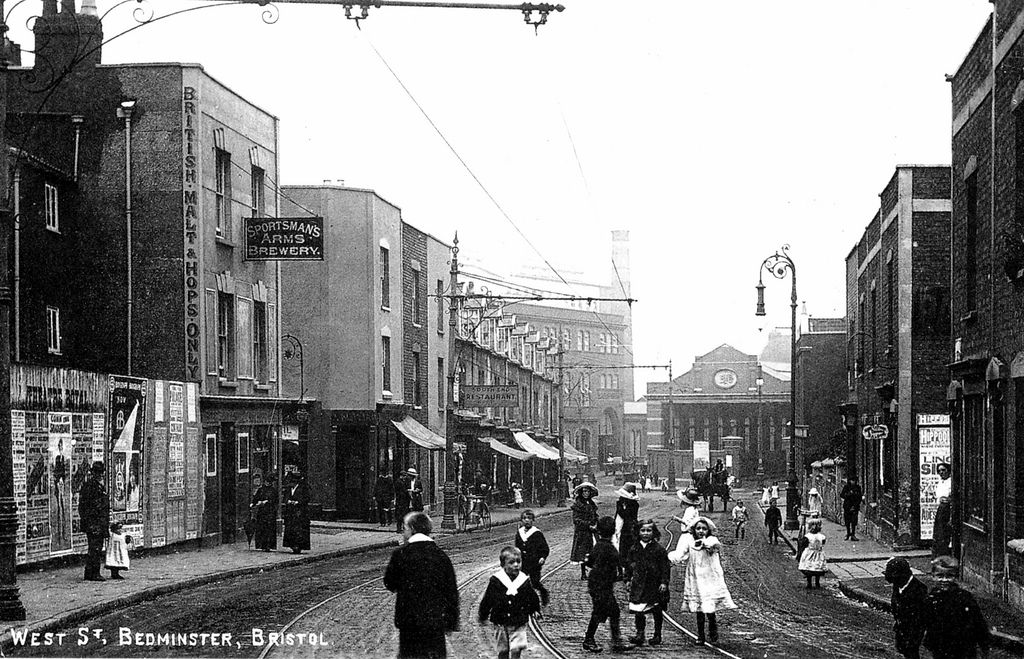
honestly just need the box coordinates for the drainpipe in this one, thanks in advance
[116,101,136,374]
[12,167,19,362]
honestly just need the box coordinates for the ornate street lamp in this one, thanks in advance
[756,245,800,532]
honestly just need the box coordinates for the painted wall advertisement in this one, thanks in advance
[918,414,951,541]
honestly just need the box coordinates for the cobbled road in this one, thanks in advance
[10,487,1015,658]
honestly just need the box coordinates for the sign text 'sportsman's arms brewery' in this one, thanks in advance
[244,217,324,261]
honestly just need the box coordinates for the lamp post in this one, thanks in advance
[756,245,800,532]
[666,360,676,489]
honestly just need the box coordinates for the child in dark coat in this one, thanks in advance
[514,509,550,606]
[479,546,541,659]
[624,519,670,647]
[922,556,990,659]
[764,499,783,545]
[583,516,629,653]
[883,557,928,659]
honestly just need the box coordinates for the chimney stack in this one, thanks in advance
[33,0,104,76]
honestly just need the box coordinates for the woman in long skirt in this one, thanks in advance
[251,474,278,551]
[570,482,599,579]
[613,482,640,552]
[668,517,736,646]
[283,471,311,554]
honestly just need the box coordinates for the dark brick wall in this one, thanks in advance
[952,18,992,118]
[795,331,847,466]
[912,167,953,199]
[402,222,428,425]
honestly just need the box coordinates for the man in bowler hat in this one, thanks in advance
[78,461,109,581]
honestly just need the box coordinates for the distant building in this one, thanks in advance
[794,317,847,469]
[623,401,648,464]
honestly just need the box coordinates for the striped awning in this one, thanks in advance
[392,417,446,451]
[513,431,559,460]
[537,440,587,463]
[477,437,534,461]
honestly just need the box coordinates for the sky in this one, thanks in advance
[9,0,993,399]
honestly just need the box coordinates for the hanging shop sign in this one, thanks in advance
[244,217,324,261]
[460,385,520,408]
[861,424,889,440]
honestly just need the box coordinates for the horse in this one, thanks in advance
[692,468,731,512]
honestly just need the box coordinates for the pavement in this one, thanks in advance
[0,501,571,652]
[759,490,1024,654]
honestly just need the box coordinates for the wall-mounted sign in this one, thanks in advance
[862,424,889,440]
[461,385,519,408]
[713,369,738,389]
[244,217,324,261]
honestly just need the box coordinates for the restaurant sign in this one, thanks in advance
[244,217,324,261]
[460,385,519,408]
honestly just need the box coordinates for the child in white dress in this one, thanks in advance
[105,521,132,580]
[798,518,828,589]
[668,517,736,646]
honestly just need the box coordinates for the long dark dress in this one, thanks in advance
[570,498,598,562]
[283,480,310,552]
[251,483,278,550]
[614,497,639,553]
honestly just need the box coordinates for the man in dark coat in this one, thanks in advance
[884,557,928,659]
[250,474,278,551]
[840,475,864,541]
[78,461,109,581]
[282,471,310,554]
[922,556,990,659]
[384,512,459,658]
[394,471,412,533]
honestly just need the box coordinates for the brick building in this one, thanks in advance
[646,345,789,482]
[794,317,847,468]
[948,2,1024,611]
[842,165,951,549]
[7,2,288,545]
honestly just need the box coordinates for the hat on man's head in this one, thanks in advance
[931,555,959,577]
[677,488,701,506]
[406,468,419,476]
[89,461,105,474]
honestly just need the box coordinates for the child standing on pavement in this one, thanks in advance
[583,516,630,653]
[731,500,749,540]
[514,510,550,607]
[668,517,736,646]
[105,521,131,580]
[797,518,827,589]
[624,520,670,647]
[764,499,783,545]
[479,546,541,659]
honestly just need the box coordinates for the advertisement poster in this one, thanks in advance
[693,440,711,471]
[918,414,951,541]
[108,375,146,526]
[47,413,73,553]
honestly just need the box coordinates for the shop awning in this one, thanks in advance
[513,431,559,460]
[477,437,534,461]
[563,443,590,462]
[392,417,446,451]
[537,440,587,463]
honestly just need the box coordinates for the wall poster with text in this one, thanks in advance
[918,414,951,541]
[108,375,146,535]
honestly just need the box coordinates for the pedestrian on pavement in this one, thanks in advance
[797,518,827,589]
[731,500,749,540]
[764,498,783,545]
[613,482,640,553]
[922,556,990,659]
[667,517,736,646]
[840,475,864,541]
[931,462,953,557]
[374,473,394,528]
[673,488,701,533]
[883,557,928,659]
[624,519,670,647]
[478,546,540,659]
[283,471,311,555]
[514,509,550,607]
[571,482,599,580]
[385,511,460,659]
[394,469,414,533]
[760,485,771,507]
[512,482,524,509]
[770,481,780,501]
[407,468,425,512]
[250,473,278,552]
[78,461,109,581]
[582,515,630,653]
[105,521,131,580]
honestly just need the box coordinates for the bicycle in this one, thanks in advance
[458,494,491,532]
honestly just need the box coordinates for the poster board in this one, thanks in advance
[918,414,951,541]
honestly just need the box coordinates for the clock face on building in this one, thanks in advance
[714,369,738,389]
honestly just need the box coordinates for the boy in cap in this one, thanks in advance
[583,516,630,653]
[922,556,990,659]
[883,557,928,659]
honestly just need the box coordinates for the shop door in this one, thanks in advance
[202,428,221,537]
[219,427,237,543]
[336,425,368,519]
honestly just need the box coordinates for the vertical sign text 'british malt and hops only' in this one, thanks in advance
[183,85,201,381]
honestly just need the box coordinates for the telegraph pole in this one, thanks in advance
[666,360,675,489]
[442,234,460,531]
[557,347,566,505]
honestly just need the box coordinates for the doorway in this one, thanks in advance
[219,425,237,543]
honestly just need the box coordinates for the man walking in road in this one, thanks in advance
[840,475,863,541]
[78,461,109,581]
[384,512,459,658]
